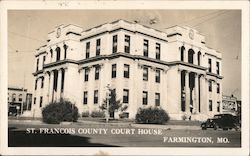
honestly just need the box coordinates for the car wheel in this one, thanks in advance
[213,124,218,130]
[202,127,207,130]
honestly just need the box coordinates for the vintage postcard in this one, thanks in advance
[0,0,249,155]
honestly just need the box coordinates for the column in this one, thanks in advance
[49,71,54,102]
[194,52,198,65]
[56,69,62,101]
[185,71,190,113]
[61,45,65,60]
[184,48,188,63]
[194,73,199,113]
[43,73,50,106]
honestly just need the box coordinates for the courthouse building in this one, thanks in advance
[32,19,223,120]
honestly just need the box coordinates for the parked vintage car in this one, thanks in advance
[201,114,240,130]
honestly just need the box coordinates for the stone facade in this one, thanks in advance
[32,19,223,121]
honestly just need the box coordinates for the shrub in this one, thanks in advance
[90,110,105,118]
[42,99,79,124]
[135,107,170,124]
[82,111,90,117]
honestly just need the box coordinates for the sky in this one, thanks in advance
[8,10,241,99]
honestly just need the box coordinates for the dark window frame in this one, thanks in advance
[142,91,148,105]
[112,35,118,53]
[112,64,117,78]
[95,66,100,80]
[86,42,90,58]
[96,38,101,56]
[83,91,88,105]
[155,69,160,83]
[143,39,149,57]
[208,58,212,73]
[209,100,213,111]
[143,67,148,81]
[124,64,130,78]
[155,93,160,106]
[84,68,89,82]
[94,90,98,104]
[156,43,161,60]
[40,96,43,108]
[124,35,130,53]
[123,89,129,104]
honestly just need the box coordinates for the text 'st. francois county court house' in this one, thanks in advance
[32,19,223,121]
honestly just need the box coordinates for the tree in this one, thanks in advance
[99,88,128,119]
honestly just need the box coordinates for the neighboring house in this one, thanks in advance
[8,86,32,116]
[32,19,222,120]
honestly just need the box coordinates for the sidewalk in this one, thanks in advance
[8,117,201,130]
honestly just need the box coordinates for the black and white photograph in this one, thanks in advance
[0,1,249,156]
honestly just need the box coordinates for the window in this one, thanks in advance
[156,43,160,60]
[217,83,220,93]
[217,102,220,112]
[86,42,90,58]
[112,64,117,78]
[40,96,43,107]
[155,93,160,106]
[209,100,213,111]
[180,46,185,61]
[56,47,60,61]
[124,64,130,78]
[143,67,148,81]
[209,80,212,92]
[34,97,36,105]
[155,69,160,83]
[96,39,101,56]
[95,66,100,80]
[12,94,16,102]
[36,58,39,71]
[50,49,53,58]
[188,49,194,64]
[112,35,118,53]
[18,94,22,102]
[124,35,130,53]
[41,77,44,88]
[94,90,98,104]
[198,52,201,65]
[84,68,89,82]
[83,91,88,104]
[123,89,129,103]
[216,61,220,75]
[43,56,46,66]
[208,58,212,72]
[143,40,149,57]
[143,91,148,105]
[35,79,38,90]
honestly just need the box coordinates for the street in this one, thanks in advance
[8,120,241,147]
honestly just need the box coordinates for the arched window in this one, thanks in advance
[188,49,194,64]
[197,51,201,65]
[180,46,185,61]
[50,49,53,58]
[56,47,61,61]
[63,44,68,59]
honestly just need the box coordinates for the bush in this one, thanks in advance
[42,99,79,124]
[90,110,105,118]
[135,107,170,124]
[82,111,90,117]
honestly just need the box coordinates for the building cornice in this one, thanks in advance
[206,72,223,79]
[80,28,168,43]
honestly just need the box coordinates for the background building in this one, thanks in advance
[32,19,223,121]
[8,86,32,116]
[222,95,238,115]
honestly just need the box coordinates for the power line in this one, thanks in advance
[177,10,224,26]
[192,11,229,27]
[9,31,45,43]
